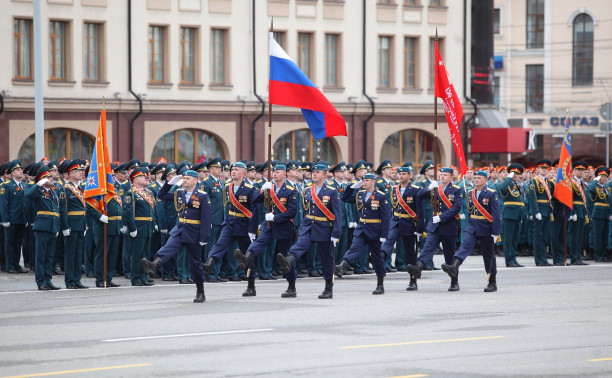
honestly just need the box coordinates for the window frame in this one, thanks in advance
[377,35,394,89]
[297,31,314,80]
[526,64,544,113]
[18,129,95,166]
[179,26,200,85]
[13,17,33,80]
[429,37,443,89]
[403,36,418,89]
[210,28,230,86]
[151,129,226,163]
[273,129,339,164]
[324,33,342,88]
[381,129,441,172]
[526,0,544,49]
[572,13,594,87]
[148,24,169,84]
[83,21,105,82]
[49,19,71,81]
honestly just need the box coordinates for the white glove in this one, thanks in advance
[331,237,339,247]
[414,232,421,241]
[508,172,515,179]
[199,242,207,246]
[248,232,256,242]
[175,179,183,187]
[130,230,137,237]
[492,235,498,243]
[379,238,386,243]
[99,215,109,223]
[535,213,542,221]
[432,215,441,224]
[428,180,439,190]
[62,229,71,237]
[1,222,9,228]
[155,225,159,232]
[37,178,49,187]
[168,175,182,185]
[459,213,466,220]
[261,181,273,191]
[608,215,612,221]
[55,232,58,237]
[594,176,601,182]
[265,212,274,222]
[529,215,533,221]
[351,180,364,189]
[25,222,29,227]
[120,226,127,234]
[349,222,357,229]
[161,229,168,234]
[571,214,578,221]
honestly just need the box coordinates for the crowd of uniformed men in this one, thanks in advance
[1,155,610,301]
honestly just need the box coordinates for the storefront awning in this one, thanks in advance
[470,127,531,153]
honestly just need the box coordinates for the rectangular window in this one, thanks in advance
[13,18,32,80]
[180,27,196,84]
[148,25,165,83]
[210,28,226,84]
[430,0,443,5]
[325,34,339,87]
[378,36,392,88]
[526,64,544,113]
[403,37,417,88]
[273,31,286,49]
[493,8,501,35]
[49,21,67,80]
[526,0,544,48]
[83,22,101,81]
[297,32,312,78]
[429,37,443,88]
[493,75,500,109]
[404,0,417,5]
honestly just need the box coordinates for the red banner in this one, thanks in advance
[434,40,467,175]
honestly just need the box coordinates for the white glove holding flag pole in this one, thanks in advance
[265,212,274,222]
[120,226,127,234]
[62,229,71,237]
[379,238,386,244]
[1,222,10,228]
[432,215,441,224]
[130,230,137,237]
[37,178,49,187]
[199,242,207,246]
[459,214,466,220]
[349,222,357,229]
[414,232,421,241]
[351,180,364,189]
[261,181,273,191]
[168,175,182,185]
[99,215,108,223]
[248,233,256,242]
[428,180,439,190]
[331,237,338,247]
[571,214,578,221]
[492,235,498,243]
[535,213,542,221]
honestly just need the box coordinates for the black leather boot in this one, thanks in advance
[318,279,333,299]
[372,276,384,295]
[406,276,418,291]
[406,260,424,279]
[281,280,297,298]
[334,260,349,278]
[276,253,295,274]
[194,282,205,303]
[235,249,253,271]
[140,257,162,275]
[242,278,256,297]
[201,257,216,275]
[441,258,462,279]
[484,274,497,292]
[448,276,460,291]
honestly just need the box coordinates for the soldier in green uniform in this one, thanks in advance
[0,160,29,273]
[413,160,438,270]
[498,163,525,267]
[567,161,589,265]
[123,168,157,286]
[588,167,611,262]
[528,160,554,266]
[26,165,62,290]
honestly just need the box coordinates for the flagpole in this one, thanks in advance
[102,97,108,288]
[267,18,274,228]
[433,28,440,216]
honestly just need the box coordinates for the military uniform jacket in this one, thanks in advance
[389,183,423,235]
[123,187,156,237]
[0,179,27,224]
[60,181,86,232]
[26,184,61,233]
[570,178,589,219]
[86,194,123,236]
[587,181,611,220]
[290,180,303,228]
[414,177,435,222]
[158,182,211,244]
[223,180,260,235]
[465,187,501,236]
[416,182,462,236]
[498,177,525,221]
[458,180,475,216]
[149,181,167,231]
[256,180,298,239]
[200,175,225,226]
[342,187,389,240]
[528,176,554,217]
[330,179,352,227]
[301,184,342,242]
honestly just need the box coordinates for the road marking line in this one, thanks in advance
[388,375,428,378]
[102,328,274,342]
[588,357,612,362]
[1,363,151,378]
[341,336,503,349]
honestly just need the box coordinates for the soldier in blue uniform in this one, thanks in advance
[568,161,590,265]
[406,167,463,290]
[234,164,298,297]
[277,163,342,299]
[348,160,371,274]
[498,163,525,267]
[0,160,29,273]
[442,170,501,292]
[412,160,439,270]
[59,160,88,289]
[201,162,260,281]
[335,173,390,294]
[123,168,157,286]
[26,165,61,290]
[589,167,612,262]
[148,164,167,267]
[528,159,554,266]
[329,162,352,266]
[380,164,423,290]
[142,170,212,302]
[375,159,397,272]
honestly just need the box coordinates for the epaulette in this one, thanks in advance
[198,189,207,195]
[376,189,385,195]
[29,180,34,185]
[150,183,157,188]
[225,178,232,184]
[326,185,336,190]
[305,181,313,187]
[487,188,496,192]
[244,183,253,188]
[420,179,427,183]
[203,177,210,181]
[377,179,384,184]
[452,184,461,189]
[285,182,295,190]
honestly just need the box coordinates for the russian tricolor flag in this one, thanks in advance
[269,33,347,139]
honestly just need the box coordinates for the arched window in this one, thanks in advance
[273,129,338,164]
[18,128,95,165]
[380,129,441,172]
[573,13,593,86]
[152,129,225,163]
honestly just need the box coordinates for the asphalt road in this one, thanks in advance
[1,256,612,378]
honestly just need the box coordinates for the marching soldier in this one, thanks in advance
[458,167,475,244]
[568,161,589,265]
[406,167,462,290]
[329,162,352,266]
[375,159,397,272]
[0,160,29,274]
[335,172,390,295]
[498,163,525,267]
[413,160,438,270]
[276,163,342,299]
[442,170,501,292]
[588,167,611,262]
[528,159,554,266]
[348,160,371,274]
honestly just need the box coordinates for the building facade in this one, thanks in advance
[1,0,471,170]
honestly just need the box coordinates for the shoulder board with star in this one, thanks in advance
[452,184,461,189]
[487,188,496,192]
[285,182,295,190]
[326,185,336,190]
[305,182,313,188]
[203,177,210,182]
[198,189,207,195]
[244,183,253,189]
[225,178,232,184]
[377,179,384,184]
